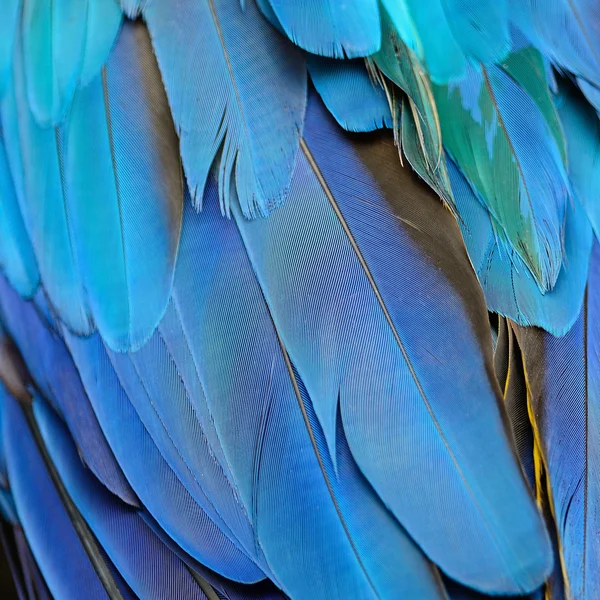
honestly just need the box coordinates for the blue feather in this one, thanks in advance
[0,391,109,600]
[514,240,600,599]
[231,94,551,594]
[142,0,307,218]
[308,58,392,132]
[104,323,265,574]
[0,274,138,507]
[61,328,265,583]
[79,0,123,86]
[33,395,210,600]
[434,61,570,293]
[511,0,600,91]
[21,0,122,126]
[64,19,183,351]
[1,33,91,334]
[0,127,39,297]
[555,83,600,240]
[448,159,592,336]
[0,0,19,97]
[265,0,381,58]
[162,179,446,598]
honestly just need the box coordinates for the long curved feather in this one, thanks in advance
[142,0,306,218]
[64,19,183,351]
[161,179,446,599]
[1,391,111,599]
[449,159,592,336]
[434,58,570,292]
[0,275,138,507]
[62,328,265,584]
[231,94,551,594]
[33,395,210,600]
[514,241,600,599]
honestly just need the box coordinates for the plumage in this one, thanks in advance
[0,0,20,97]
[308,58,392,132]
[33,395,210,600]
[0,127,38,298]
[64,19,183,351]
[513,242,600,599]
[232,94,550,594]
[449,158,592,335]
[161,178,445,599]
[142,0,307,217]
[434,57,570,293]
[0,274,138,507]
[265,0,381,58]
[1,2,600,598]
[1,390,112,599]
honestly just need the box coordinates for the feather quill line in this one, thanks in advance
[299,137,517,573]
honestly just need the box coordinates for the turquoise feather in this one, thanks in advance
[64,20,182,351]
[0,0,20,97]
[143,0,307,218]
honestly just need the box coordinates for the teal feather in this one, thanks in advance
[265,0,381,58]
[0,128,39,297]
[142,0,307,218]
[449,159,592,336]
[0,0,20,97]
[64,19,182,351]
[434,59,570,292]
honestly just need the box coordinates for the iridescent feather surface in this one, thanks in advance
[0,0,597,598]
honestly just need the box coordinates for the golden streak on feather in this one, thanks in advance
[511,322,571,600]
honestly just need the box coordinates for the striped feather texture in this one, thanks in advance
[143,0,307,217]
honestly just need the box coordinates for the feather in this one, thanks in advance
[0,274,138,507]
[33,395,210,600]
[230,93,551,594]
[511,0,600,92]
[448,159,592,336]
[1,391,113,599]
[13,525,53,600]
[120,0,143,18]
[264,0,381,58]
[64,19,183,351]
[162,179,446,599]
[61,328,265,584]
[21,0,87,125]
[79,0,123,86]
[0,127,39,297]
[374,12,454,205]
[513,241,600,599]
[0,0,20,97]
[434,58,570,292]
[2,33,91,335]
[308,58,392,132]
[494,317,510,391]
[21,0,122,126]
[142,0,307,217]
[555,81,600,239]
